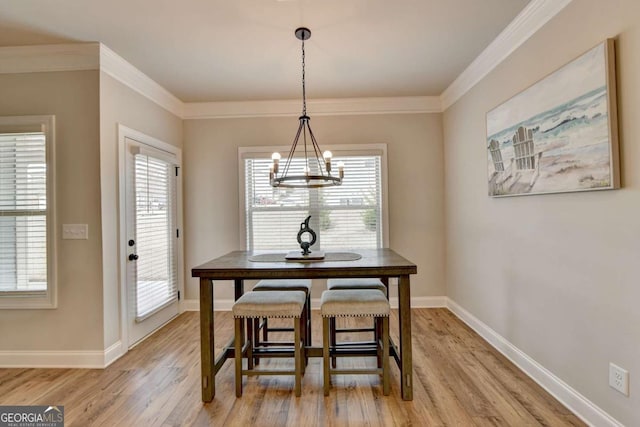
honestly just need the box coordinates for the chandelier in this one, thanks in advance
[270,27,344,188]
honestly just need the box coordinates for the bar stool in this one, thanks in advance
[321,289,390,396]
[252,279,312,364]
[232,290,306,397]
[326,278,387,367]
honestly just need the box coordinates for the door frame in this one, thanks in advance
[117,124,184,349]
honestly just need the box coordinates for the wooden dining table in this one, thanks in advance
[191,248,417,401]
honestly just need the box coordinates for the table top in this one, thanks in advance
[192,248,417,280]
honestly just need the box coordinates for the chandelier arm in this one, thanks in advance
[306,123,327,175]
[281,119,305,178]
[302,120,309,173]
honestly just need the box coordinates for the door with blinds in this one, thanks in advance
[125,137,179,347]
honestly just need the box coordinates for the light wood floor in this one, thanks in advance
[0,309,585,426]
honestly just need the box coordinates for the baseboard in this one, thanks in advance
[445,298,624,427]
[181,299,200,312]
[182,298,234,311]
[183,296,447,312]
[103,340,125,368]
[0,340,124,369]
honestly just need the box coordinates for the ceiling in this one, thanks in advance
[0,0,530,103]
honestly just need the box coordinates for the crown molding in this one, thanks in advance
[98,44,184,117]
[440,0,573,110]
[0,43,99,74]
[0,0,571,118]
[183,96,442,119]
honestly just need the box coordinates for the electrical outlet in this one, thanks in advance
[609,363,629,396]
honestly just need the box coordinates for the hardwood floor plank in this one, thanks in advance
[0,309,586,427]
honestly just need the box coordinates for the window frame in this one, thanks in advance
[0,115,57,309]
[238,143,389,251]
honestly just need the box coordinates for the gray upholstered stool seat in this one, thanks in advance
[320,289,390,317]
[320,289,390,396]
[232,290,306,397]
[233,290,306,318]
[252,279,313,357]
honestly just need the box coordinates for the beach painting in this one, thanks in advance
[486,39,619,197]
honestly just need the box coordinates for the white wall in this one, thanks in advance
[443,1,640,425]
[183,113,444,302]
[0,67,182,358]
[99,72,183,349]
[0,71,104,351]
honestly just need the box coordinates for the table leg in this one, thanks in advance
[200,277,215,402]
[398,274,413,400]
[234,279,244,300]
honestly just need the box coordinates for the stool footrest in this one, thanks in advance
[264,327,295,332]
[331,340,378,347]
[334,327,376,334]
[252,348,299,357]
[254,340,296,347]
[244,369,298,376]
[328,347,379,357]
[330,368,383,375]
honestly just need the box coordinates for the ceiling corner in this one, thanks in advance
[440,0,573,111]
[98,43,185,118]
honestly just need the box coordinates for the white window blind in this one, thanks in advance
[243,150,384,251]
[0,132,47,293]
[133,153,178,320]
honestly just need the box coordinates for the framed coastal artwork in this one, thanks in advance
[486,39,619,197]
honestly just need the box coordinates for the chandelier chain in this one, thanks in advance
[301,37,306,116]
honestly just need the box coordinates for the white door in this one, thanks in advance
[124,137,180,347]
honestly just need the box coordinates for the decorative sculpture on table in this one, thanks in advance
[285,215,325,260]
[297,216,316,256]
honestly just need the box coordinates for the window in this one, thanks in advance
[0,116,56,308]
[240,144,388,251]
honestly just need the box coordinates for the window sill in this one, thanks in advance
[0,292,57,309]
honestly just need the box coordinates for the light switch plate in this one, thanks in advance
[62,224,88,240]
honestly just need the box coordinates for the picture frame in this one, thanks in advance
[486,39,619,197]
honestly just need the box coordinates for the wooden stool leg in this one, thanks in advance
[306,294,312,346]
[235,318,244,397]
[301,302,308,367]
[376,317,382,369]
[330,317,337,368]
[262,317,268,341]
[376,316,383,368]
[294,319,302,397]
[247,318,254,370]
[253,318,260,365]
[382,316,390,396]
[323,317,331,396]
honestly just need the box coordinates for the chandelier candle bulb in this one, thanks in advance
[338,162,344,179]
[271,152,281,174]
[323,151,332,172]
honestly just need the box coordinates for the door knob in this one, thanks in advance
[128,254,139,261]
